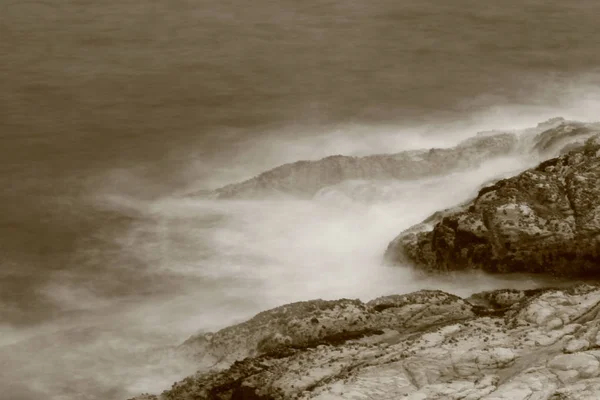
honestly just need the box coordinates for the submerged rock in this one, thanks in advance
[213,133,519,199]
[385,134,600,277]
[129,284,600,400]
[531,119,600,157]
[207,118,600,200]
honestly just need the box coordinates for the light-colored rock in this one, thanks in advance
[565,338,591,353]
[177,290,473,370]
[129,285,600,400]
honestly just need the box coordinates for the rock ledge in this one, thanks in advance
[130,284,600,400]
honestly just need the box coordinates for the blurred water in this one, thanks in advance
[2,1,600,398]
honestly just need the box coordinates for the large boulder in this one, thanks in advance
[129,284,600,400]
[384,135,600,276]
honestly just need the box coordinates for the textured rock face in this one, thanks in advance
[126,120,600,400]
[129,285,600,400]
[384,135,600,277]
[177,291,473,371]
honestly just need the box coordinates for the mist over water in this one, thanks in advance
[0,122,586,399]
[2,119,599,400]
[3,0,600,398]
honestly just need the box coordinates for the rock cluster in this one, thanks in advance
[130,284,600,400]
[127,119,600,399]
[385,134,600,276]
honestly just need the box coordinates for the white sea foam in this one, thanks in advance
[3,97,599,398]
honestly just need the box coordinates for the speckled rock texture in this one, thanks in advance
[384,134,600,277]
[177,291,473,371]
[129,285,600,400]
[207,118,600,200]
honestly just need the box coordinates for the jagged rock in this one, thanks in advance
[128,285,600,400]
[384,134,600,277]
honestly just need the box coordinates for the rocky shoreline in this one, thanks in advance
[384,133,600,277]
[132,119,600,399]
[132,285,600,400]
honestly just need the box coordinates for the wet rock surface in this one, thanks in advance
[385,134,600,277]
[129,285,600,400]
[531,119,600,157]
[176,291,473,371]
[207,118,600,200]
[127,119,600,400]
[212,133,519,199]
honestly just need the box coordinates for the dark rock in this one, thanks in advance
[385,135,600,277]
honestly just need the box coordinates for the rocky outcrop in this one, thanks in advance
[213,133,519,199]
[531,119,600,157]
[124,119,600,400]
[384,134,600,277]
[177,291,473,372]
[207,118,600,199]
[129,284,600,400]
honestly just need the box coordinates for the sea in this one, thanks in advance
[1,1,600,398]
